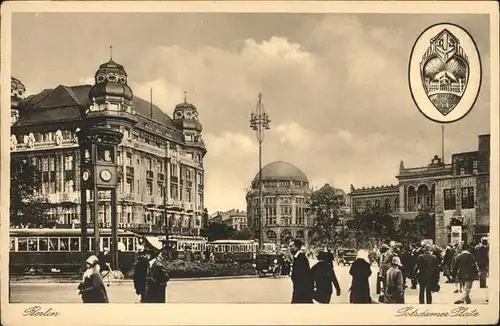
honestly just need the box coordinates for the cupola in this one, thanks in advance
[11,77,26,110]
[173,91,203,133]
[89,47,133,104]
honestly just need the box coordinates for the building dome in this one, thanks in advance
[11,77,26,109]
[254,161,308,183]
[173,97,203,132]
[89,58,133,102]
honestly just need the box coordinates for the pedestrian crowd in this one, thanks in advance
[287,238,489,304]
[74,237,489,304]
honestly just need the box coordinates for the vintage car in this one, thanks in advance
[336,248,358,266]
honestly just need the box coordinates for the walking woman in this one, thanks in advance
[349,250,372,303]
[311,251,341,304]
[78,255,109,303]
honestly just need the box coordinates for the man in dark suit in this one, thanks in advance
[474,239,489,288]
[413,244,439,304]
[133,250,149,303]
[289,239,313,304]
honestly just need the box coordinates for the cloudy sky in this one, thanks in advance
[12,13,490,213]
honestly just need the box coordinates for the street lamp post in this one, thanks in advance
[250,93,271,251]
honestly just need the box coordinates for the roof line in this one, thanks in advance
[62,86,82,106]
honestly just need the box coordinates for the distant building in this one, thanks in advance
[349,184,400,214]
[349,134,490,247]
[209,209,247,231]
[246,161,312,246]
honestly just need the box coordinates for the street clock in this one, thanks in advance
[82,169,91,181]
[100,169,112,182]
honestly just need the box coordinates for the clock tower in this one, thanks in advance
[76,48,137,270]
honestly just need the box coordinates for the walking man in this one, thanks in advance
[453,243,479,304]
[413,244,439,304]
[289,239,313,303]
[378,244,394,294]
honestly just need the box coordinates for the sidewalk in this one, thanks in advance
[373,281,489,304]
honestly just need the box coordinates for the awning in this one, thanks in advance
[145,236,162,250]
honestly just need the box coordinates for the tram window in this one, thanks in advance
[49,238,58,251]
[18,238,28,251]
[60,238,70,251]
[86,238,93,251]
[126,237,134,251]
[10,238,15,251]
[39,238,49,251]
[28,238,38,251]
[70,238,80,251]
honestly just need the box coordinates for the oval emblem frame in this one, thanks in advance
[409,23,482,124]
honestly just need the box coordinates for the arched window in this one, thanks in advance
[266,230,277,243]
[384,198,391,210]
[375,200,381,207]
[296,230,304,239]
[395,197,400,210]
[365,200,372,210]
[408,186,416,211]
[280,230,292,245]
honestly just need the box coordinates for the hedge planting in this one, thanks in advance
[127,261,256,279]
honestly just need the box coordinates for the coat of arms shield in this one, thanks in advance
[420,29,470,116]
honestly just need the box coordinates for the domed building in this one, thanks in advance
[246,161,313,247]
[10,54,207,245]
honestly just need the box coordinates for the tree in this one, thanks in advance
[414,212,435,240]
[397,219,425,245]
[230,228,252,240]
[10,157,52,227]
[308,185,346,249]
[347,206,397,249]
[206,222,237,241]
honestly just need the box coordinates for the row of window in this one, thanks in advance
[355,198,399,212]
[10,236,137,252]
[255,196,308,205]
[211,244,256,253]
[444,187,475,210]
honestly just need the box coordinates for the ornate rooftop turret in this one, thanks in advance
[89,46,133,105]
[11,77,26,125]
[173,91,203,133]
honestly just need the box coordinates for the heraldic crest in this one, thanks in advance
[420,29,469,116]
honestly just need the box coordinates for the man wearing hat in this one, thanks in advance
[133,249,149,303]
[378,244,394,293]
[413,244,440,304]
[384,256,405,303]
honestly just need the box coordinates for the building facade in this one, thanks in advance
[209,209,248,231]
[246,161,312,246]
[349,184,400,215]
[10,56,207,238]
[349,135,490,247]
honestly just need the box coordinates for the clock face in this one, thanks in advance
[82,170,90,181]
[100,169,112,182]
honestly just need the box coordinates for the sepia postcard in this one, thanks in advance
[1,1,498,325]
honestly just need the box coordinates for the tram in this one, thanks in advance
[9,228,141,274]
[206,240,277,262]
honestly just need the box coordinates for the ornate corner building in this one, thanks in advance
[245,161,313,246]
[10,56,207,238]
[349,135,490,247]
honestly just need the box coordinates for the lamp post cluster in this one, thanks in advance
[250,93,271,251]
